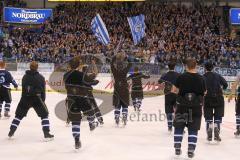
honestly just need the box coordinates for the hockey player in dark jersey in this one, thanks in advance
[82,60,104,125]
[64,57,99,149]
[111,52,132,126]
[203,62,228,142]
[173,58,206,158]
[127,66,150,112]
[0,61,18,118]
[228,72,240,137]
[8,61,54,140]
[158,61,180,133]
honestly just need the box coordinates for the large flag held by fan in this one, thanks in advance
[91,14,110,45]
[127,14,146,45]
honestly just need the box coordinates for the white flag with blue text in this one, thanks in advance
[91,14,110,45]
[127,14,146,45]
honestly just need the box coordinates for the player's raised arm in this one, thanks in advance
[110,54,117,73]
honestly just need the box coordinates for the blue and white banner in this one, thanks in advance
[4,7,53,24]
[91,14,110,45]
[230,8,240,25]
[127,14,146,45]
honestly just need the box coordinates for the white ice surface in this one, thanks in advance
[0,92,239,160]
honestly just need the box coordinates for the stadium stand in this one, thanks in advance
[0,2,240,68]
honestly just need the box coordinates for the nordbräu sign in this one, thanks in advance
[4,7,53,24]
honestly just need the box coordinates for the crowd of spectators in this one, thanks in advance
[0,0,26,60]
[0,2,240,68]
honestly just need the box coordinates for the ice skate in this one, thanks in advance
[115,117,120,127]
[174,143,182,157]
[0,113,2,119]
[43,132,54,141]
[175,148,182,156]
[187,151,195,159]
[214,127,221,142]
[75,138,81,150]
[4,111,10,119]
[8,129,15,139]
[97,117,104,126]
[234,128,240,138]
[134,106,137,112]
[89,121,98,131]
[122,116,127,126]
[136,107,141,112]
[207,127,213,142]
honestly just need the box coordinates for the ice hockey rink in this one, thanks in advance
[0,92,239,160]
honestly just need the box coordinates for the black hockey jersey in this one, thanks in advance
[159,71,180,86]
[176,72,206,97]
[159,71,180,94]
[203,72,228,96]
[111,56,132,106]
[22,70,46,101]
[0,69,18,89]
[127,72,150,99]
[63,70,99,97]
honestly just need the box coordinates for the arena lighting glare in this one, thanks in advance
[48,0,145,1]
